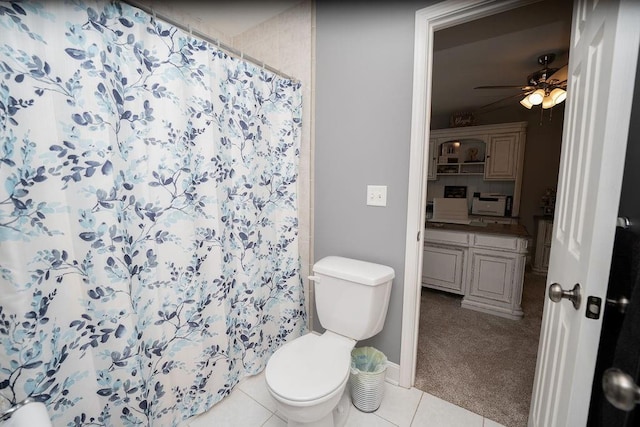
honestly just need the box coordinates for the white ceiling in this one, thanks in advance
[431,0,573,123]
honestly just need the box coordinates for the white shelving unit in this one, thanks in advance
[436,162,485,176]
[427,122,527,217]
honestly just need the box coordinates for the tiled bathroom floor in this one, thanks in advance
[186,371,507,427]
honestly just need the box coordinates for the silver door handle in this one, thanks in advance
[606,296,630,314]
[548,283,581,310]
[603,368,640,411]
[617,217,631,229]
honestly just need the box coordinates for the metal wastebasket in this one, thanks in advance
[349,346,387,412]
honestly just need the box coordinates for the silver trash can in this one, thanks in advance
[349,346,387,412]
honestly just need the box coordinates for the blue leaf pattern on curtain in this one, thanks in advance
[0,1,305,425]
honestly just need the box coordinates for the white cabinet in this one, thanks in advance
[428,122,527,217]
[436,161,485,176]
[533,217,553,274]
[422,244,467,294]
[463,248,524,319]
[427,137,437,181]
[422,226,528,319]
[485,132,520,180]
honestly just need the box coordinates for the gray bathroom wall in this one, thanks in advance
[315,1,438,363]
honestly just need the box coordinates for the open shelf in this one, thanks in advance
[436,162,485,176]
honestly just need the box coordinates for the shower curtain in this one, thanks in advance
[0,1,305,425]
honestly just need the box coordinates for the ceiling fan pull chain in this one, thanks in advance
[539,106,544,126]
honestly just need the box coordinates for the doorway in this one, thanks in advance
[399,0,571,422]
[414,3,570,425]
[402,1,640,425]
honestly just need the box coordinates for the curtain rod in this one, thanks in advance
[123,0,298,82]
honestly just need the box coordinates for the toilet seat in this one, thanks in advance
[265,333,353,405]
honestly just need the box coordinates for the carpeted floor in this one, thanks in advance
[414,272,546,427]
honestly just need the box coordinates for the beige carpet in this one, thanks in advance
[414,272,546,427]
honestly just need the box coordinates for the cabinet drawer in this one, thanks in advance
[422,245,466,294]
[425,229,469,246]
[472,234,519,251]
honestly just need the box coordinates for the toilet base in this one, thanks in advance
[285,390,351,427]
[332,390,351,427]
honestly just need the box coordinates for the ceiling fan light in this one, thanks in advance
[542,95,555,109]
[520,96,534,109]
[550,88,567,105]
[528,89,545,105]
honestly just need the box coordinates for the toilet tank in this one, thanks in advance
[312,256,394,341]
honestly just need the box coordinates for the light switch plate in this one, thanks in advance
[367,185,387,207]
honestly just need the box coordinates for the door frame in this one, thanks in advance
[399,0,545,388]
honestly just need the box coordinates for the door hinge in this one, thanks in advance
[417,231,421,241]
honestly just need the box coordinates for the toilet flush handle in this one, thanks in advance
[308,275,321,282]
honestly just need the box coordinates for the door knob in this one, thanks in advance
[602,368,640,411]
[548,283,581,310]
[606,296,630,314]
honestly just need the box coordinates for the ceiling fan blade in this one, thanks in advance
[474,85,534,90]
[554,80,568,89]
[475,91,533,112]
[548,65,568,83]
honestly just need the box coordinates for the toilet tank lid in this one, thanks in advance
[313,256,395,286]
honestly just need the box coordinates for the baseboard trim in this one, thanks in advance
[385,361,400,386]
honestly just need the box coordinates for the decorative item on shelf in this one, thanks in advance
[438,165,459,174]
[449,112,475,128]
[439,141,461,164]
[465,147,480,162]
[441,141,460,154]
[540,188,556,216]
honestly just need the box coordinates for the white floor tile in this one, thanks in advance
[345,406,397,427]
[345,407,395,427]
[262,413,287,427]
[238,371,279,412]
[186,377,493,427]
[189,389,272,427]
[412,393,483,427]
[373,382,423,427]
[484,418,507,427]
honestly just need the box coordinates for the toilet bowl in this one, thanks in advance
[265,332,355,426]
[265,256,395,427]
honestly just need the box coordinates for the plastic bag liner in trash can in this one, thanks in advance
[350,347,387,412]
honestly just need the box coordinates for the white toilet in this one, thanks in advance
[265,256,394,427]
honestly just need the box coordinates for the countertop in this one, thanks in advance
[426,221,530,238]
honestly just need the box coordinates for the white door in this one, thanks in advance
[529,0,640,426]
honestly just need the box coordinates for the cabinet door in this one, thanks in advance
[468,249,518,303]
[422,244,466,294]
[542,218,553,245]
[427,137,437,181]
[533,219,553,273]
[485,132,519,180]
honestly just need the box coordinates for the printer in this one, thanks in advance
[471,193,512,217]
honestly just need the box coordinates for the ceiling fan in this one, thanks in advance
[475,53,568,110]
